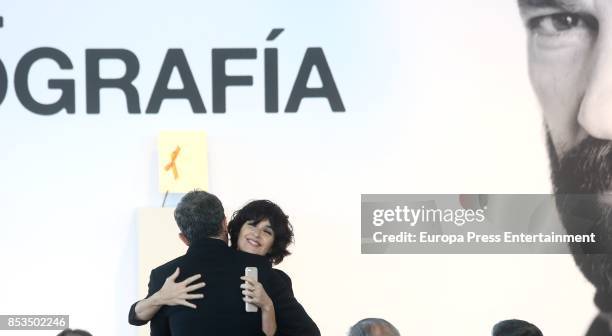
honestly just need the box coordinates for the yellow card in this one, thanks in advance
[158,131,208,193]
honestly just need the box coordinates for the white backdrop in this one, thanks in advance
[0,1,597,335]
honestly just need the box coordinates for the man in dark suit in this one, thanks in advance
[128,190,290,336]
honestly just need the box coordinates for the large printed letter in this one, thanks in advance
[86,49,140,114]
[15,48,75,115]
[146,49,206,114]
[285,48,345,112]
[212,48,256,113]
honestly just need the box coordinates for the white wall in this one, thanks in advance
[0,1,597,335]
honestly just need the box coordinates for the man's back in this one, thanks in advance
[148,238,271,336]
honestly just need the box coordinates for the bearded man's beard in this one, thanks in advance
[549,134,612,311]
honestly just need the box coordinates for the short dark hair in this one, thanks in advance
[174,190,225,243]
[492,319,543,336]
[57,329,92,336]
[228,200,293,265]
[348,318,400,336]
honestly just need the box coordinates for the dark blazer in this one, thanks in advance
[129,238,320,336]
[587,316,611,336]
[268,269,320,336]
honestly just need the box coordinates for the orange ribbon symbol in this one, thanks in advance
[164,146,181,180]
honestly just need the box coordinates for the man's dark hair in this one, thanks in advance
[492,319,543,336]
[228,199,293,265]
[348,318,400,336]
[174,190,225,243]
[56,329,92,336]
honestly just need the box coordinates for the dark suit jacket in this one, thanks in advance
[267,269,320,336]
[587,316,612,336]
[129,238,320,336]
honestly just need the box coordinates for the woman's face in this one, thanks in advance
[236,219,275,256]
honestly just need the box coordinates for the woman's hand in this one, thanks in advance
[240,276,274,312]
[241,276,277,336]
[154,267,206,309]
[133,267,205,322]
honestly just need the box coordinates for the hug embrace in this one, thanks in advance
[128,190,320,336]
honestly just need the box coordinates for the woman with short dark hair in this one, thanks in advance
[228,199,294,265]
